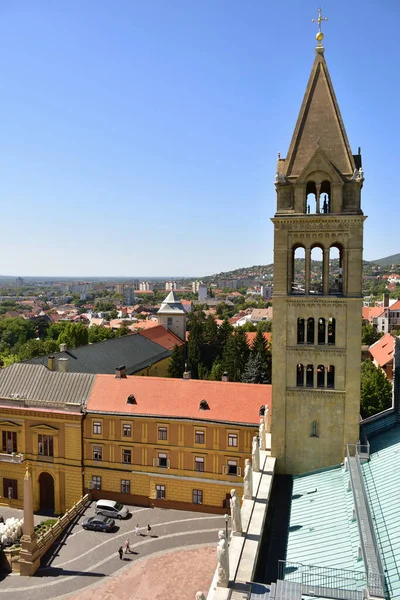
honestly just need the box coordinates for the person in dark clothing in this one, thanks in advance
[118,546,123,560]
[147,524,151,534]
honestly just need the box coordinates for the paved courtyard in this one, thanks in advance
[0,502,221,600]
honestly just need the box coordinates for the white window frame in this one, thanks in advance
[93,446,102,461]
[156,484,166,499]
[228,433,238,447]
[194,456,205,472]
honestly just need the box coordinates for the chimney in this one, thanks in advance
[58,357,69,373]
[60,343,68,352]
[47,356,55,371]
[183,369,191,380]
[383,293,389,308]
[221,371,229,382]
[115,365,127,379]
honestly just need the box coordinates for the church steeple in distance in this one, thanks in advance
[270,11,366,475]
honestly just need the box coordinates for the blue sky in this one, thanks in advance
[0,1,398,278]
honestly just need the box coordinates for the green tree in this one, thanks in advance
[36,318,50,340]
[216,319,233,358]
[360,359,392,418]
[0,318,36,353]
[167,345,186,378]
[18,339,59,361]
[187,314,205,379]
[46,321,69,341]
[0,354,19,368]
[202,315,219,370]
[116,322,130,337]
[88,325,116,343]
[241,352,270,383]
[209,361,223,381]
[222,328,250,382]
[257,320,272,333]
[361,324,382,346]
[58,322,89,349]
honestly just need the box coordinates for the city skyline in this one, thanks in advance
[1,1,399,276]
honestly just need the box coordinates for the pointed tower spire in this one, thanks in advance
[279,10,356,180]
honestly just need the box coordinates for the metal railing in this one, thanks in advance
[346,446,386,598]
[278,560,366,600]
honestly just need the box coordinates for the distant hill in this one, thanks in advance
[370,253,400,266]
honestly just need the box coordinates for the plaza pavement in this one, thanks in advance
[0,502,221,600]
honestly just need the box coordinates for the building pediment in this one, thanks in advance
[0,420,22,429]
[295,148,344,184]
[30,424,59,434]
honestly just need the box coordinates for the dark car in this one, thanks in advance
[82,515,115,532]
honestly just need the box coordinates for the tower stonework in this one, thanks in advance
[271,43,366,474]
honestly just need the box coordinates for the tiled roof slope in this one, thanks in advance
[362,426,400,600]
[286,466,364,577]
[138,325,184,350]
[0,363,94,406]
[369,333,395,367]
[87,375,271,424]
[245,332,272,347]
[23,333,171,375]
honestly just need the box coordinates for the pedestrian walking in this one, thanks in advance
[135,524,141,536]
[118,546,123,560]
[147,524,151,535]
[124,538,131,554]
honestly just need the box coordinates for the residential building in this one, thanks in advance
[192,281,202,293]
[0,364,94,513]
[157,291,186,341]
[369,332,396,381]
[24,334,173,377]
[198,284,208,302]
[165,281,177,291]
[15,277,24,287]
[139,281,154,291]
[271,27,365,474]
[138,324,185,351]
[83,376,270,511]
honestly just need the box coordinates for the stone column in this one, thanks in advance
[325,319,329,345]
[323,248,330,295]
[315,183,321,213]
[19,464,41,576]
[305,248,311,295]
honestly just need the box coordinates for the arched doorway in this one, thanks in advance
[39,472,55,513]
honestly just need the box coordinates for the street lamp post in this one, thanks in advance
[224,513,230,541]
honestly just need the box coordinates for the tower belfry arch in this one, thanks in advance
[271,15,366,474]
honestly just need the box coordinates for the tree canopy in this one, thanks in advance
[360,359,392,418]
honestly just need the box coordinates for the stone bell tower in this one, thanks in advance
[271,12,366,474]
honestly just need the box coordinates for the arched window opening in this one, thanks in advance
[311,421,318,437]
[327,365,335,389]
[296,364,304,387]
[291,246,306,295]
[318,318,326,344]
[329,245,343,295]
[328,318,336,345]
[307,318,315,345]
[297,318,305,344]
[310,246,324,294]
[320,180,331,213]
[306,364,314,387]
[317,365,325,388]
[306,181,317,214]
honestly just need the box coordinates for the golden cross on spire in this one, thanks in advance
[312,7,328,48]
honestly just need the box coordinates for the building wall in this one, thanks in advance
[83,414,256,512]
[158,314,186,342]
[133,356,171,378]
[0,408,83,514]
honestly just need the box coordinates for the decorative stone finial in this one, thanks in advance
[25,462,32,479]
[312,7,328,50]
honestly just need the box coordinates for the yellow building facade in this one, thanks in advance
[83,414,258,512]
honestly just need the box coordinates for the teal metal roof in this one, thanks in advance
[285,465,365,583]
[362,425,400,600]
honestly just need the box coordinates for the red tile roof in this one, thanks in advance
[362,307,384,322]
[369,333,395,367]
[245,332,272,346]
[139,325,184,350]
[87,375,271,425]
[389,300,400,312]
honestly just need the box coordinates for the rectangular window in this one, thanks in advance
[2,431,17,454]
[121,480,130,494]
[167,317,173,327]
[122,424,132,437]
[93,422,102,435]
[156,484,165,499]
[38,434,54,457]
[158,452,168,467]
[92,476,101,490]
[158,427,167,440]
[228,433,238,447]
[192,489,203,504]
[195,431,205,444]
[3,478,18,500]
[195,456,205,472]
[227,460,238,475]
[93,446,102,461]
[122,449,132,464]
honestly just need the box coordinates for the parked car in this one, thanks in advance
[95,499,130,520]
[82,515,115,532]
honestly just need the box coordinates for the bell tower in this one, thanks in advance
[271,13,366,474]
